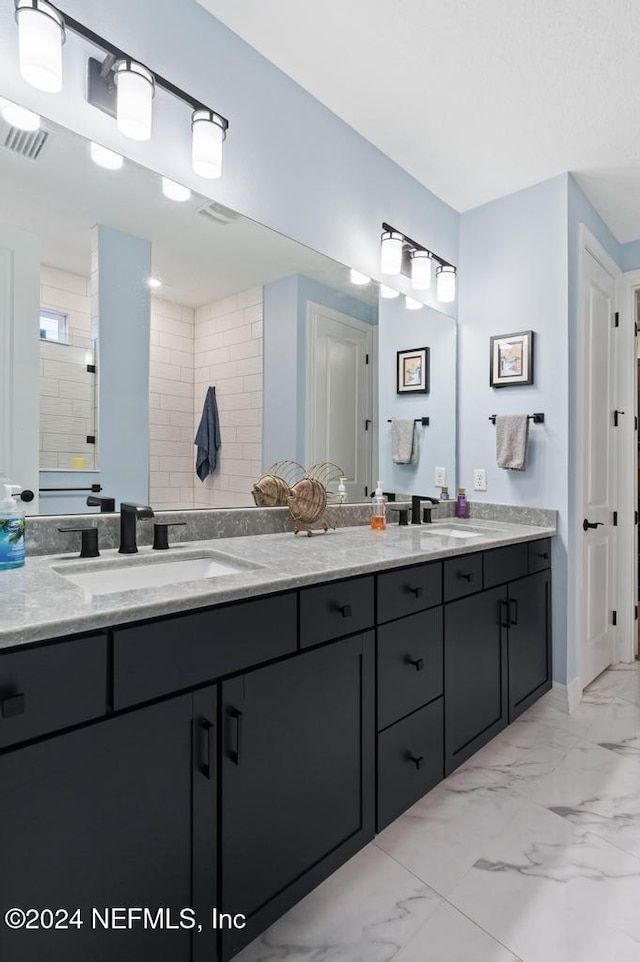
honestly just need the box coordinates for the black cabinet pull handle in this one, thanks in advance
[536,551,549,560]
[583,519,604,532]
[199,718,213,780]
[499,599,510,628]
[339,604,352,618]
[406,585,424,598]
[228,708,243,765]
[457,571,474,582]
[406,656,425,671]
[509,598,518,626]
[1,693,26,719]
[407,753,424,770]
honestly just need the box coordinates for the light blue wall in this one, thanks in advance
[378,301,456,498]
[97,226,151,507]
[621,240,640,271]
[458,175,570,682]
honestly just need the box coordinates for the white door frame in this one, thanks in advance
[576,225,623,683]
[617,268,640,662]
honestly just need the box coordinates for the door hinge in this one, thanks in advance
[365,354,369,364]
[364,485,368,497]
[612,610,618,627]
[614,311,620,328]
[636,416,638,431]
[635,605,638,622]
[636,511,638,525]
[613,511,618,526]
[613,410,625,427]
[86,435,96,444]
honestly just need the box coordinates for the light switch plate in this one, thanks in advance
[473,469,487,491]
[434,466,446,487]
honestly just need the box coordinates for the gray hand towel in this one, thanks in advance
[496,414,529,470]
[391,418,418,465]
[195,386,221,481]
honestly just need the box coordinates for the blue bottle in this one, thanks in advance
[0,484,26,569]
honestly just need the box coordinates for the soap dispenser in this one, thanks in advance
[371,481,387,531]
[0,484,26,569]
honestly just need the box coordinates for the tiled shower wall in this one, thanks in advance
[149,298,196,510]
[193,287,263,508]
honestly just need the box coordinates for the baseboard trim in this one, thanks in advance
[547,677,583,714]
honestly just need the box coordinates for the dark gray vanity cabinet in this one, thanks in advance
[0,686,217,962]
[507,569,552,720]
[219,632,375,960]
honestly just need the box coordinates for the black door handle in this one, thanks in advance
[1,693,26,719]
[228,708,243,765]
[406,585,424,598]
[407,753,424,770]
[499,599,510,628]
[583,519,604,531]
[509,598,518,626]
[406,656,425,671]
[338,604,352,618]
[199,718,213,780]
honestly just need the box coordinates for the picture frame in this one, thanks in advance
[490,330,534,388]
[396,346,430,394]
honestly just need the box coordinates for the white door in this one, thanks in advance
[580,246,618,685]
[307,304,373,502]
[0,224,40,513]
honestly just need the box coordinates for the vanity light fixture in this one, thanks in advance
[405,295,423,310]
[0,98,40,131]
[114,59,154,141]
[410,250,432,290]
[381,222,457,303]
[350,269,371,286]
[162,177,191,202]
[380,230,404,275]
[15,0,65,93]
[436,264,457,303]
[13,2,230,175]
[380,285,400,299]
[90,141,123,170]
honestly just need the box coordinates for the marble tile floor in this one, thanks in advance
[237,662,640,962]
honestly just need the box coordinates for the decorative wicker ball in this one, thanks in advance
[288,478,327,524]
[251,475,291,507]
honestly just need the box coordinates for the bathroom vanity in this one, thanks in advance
[0,518,554,962]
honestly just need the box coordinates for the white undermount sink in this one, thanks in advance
[422,524,486,540]
[54,550,259,597]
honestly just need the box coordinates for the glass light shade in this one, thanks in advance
[114,60,154,141]
[405,296,423,310]
[411,250,432,290]
[90,142,123,170]
[350,269,370,286]
[380,231,403,275]
[162,177,192,202]
[436,265,456,303]
[0,98,40,131]
[15,0,64,93]
[380,285,399,299]
[192,110,226,179]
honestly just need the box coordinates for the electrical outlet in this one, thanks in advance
[473,469,487,491]
[434,466,446,487]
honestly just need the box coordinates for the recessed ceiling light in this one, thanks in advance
[162,177,192,202]
[147,277,162,289]
[90,142,123,170]
[380,285,399,299]
[0,99,40,131]
[350,269,371,286]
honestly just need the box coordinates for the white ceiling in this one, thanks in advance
[198,0,640,243]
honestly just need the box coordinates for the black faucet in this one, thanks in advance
[119,502,154,554]
[86,494,116,513]
[411,495,440,525]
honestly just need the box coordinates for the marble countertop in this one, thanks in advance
[0,517,556,650]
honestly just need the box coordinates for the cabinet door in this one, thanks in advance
[444,587,508,774]
[221,633,375,959]
[0,692,213,962]
[508,570,552,720]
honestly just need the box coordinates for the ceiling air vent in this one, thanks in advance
[0,120,49,161]
[196,200,240,226]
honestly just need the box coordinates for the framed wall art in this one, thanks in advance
[397,346,430,394]
[490,330,534,388]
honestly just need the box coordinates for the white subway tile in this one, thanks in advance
[236,356,262,377]
[211,294,238,318]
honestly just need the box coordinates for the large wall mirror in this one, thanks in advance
[0,97,457,515]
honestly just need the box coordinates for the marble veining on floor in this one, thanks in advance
[236,662,640,962]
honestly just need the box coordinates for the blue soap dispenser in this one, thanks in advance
[0,484,26,569]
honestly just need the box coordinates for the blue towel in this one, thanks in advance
[195,386,221,481]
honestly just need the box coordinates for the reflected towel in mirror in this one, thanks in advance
[195,386,221,480]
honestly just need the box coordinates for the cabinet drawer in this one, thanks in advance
[0,635,107,749]
[299,577,374,649]
[443,553,483,601]
[377,563,442,625]
[113,593,297,709]
[528,538,551,573]
[377,698,443,830]
[484,543,528,589]
[377,608,443,730]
